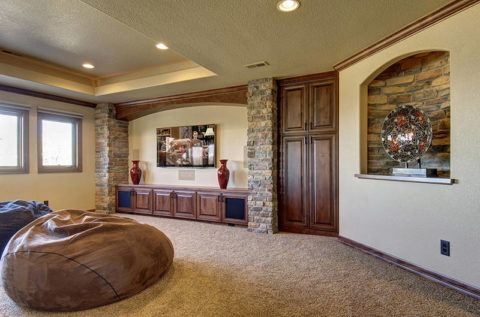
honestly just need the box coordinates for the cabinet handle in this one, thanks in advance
[304,137,307,145]
[130,191,135,210]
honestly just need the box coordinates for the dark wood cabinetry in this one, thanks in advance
[278,72,338,236]
[280,135,308,228]
[134,189,153,214]
[280,78,336,135]
[117,186,135,213]
[173,190,196,219]
[116,185,248,226]
[222,192,248,225]
[197,191,221,222]
[309,81,336,132]
[281,84,307,133]
[153,189,173,217]
[308,134,337,232]
[152,189,196,219]
[116,186,153,214]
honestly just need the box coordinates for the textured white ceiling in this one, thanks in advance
[0,0,452,103]
[0,0,187,77]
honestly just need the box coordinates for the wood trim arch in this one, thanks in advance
[114,85,248,121]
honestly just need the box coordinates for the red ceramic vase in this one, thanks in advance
[130,160,142,185]
[217,159,230,189]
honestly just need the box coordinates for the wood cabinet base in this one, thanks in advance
[116,184,248,226]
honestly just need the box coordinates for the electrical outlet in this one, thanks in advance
[440,240,450,256]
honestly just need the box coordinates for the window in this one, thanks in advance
[37,111,82,173]
[0,105,29,174]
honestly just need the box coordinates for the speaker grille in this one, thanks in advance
[225,198,245,220]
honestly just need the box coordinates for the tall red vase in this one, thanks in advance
[217,159,230,189]
[130,160,142,185]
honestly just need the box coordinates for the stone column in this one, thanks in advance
[95,104,129,213]
[247,78,278,233]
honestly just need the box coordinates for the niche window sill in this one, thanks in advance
[354,174,455,185]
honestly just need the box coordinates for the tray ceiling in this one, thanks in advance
[0,0,453,103]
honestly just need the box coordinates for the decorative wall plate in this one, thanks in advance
[381,105,432,163]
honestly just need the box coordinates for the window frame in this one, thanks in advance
[0,105,29,174]
[37,112,82,173]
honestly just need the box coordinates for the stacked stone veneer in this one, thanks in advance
[367,51,450,176]
[95,104,129,213]
[247,78,278,234]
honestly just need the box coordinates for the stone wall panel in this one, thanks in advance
[95,104,129,213]
[247,78,278,234]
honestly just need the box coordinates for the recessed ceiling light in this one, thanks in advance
[277,0,300,12]
[156,43,168,50]
[82,63,95,69]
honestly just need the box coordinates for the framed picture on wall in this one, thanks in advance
[156,124,216,167]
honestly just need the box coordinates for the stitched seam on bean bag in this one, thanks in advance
[3,250,121,300]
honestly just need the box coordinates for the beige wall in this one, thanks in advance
[339,5,480,287]
[0,91,95,210]
[129,105,248,188]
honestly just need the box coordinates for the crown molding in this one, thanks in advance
[0,50,214,97]
[277,71,338,86]
[0,50,96,81]
[0,84,96,108]
[333,0,480,71]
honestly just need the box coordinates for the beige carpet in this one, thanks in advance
[1,214,479,317]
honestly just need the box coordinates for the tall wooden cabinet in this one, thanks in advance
[278,72,338,236]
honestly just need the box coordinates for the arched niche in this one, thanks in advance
[359,50,450,176]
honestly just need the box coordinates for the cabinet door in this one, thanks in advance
[222,193,248,225]
[196,192,221,222]
[281,84,307,133]
[134,189,153,215]
[309,134,337,232]
[173,190,196,219]
[279,135,308,230]
[153,189,173,217]
[309,81,336,132]
[116,187,135,213]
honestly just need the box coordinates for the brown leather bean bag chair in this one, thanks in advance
[0,209,174,311]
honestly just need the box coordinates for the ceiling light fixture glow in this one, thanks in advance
[277,0,300,12]
[156,43,169,50]
[82,63,95,69]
